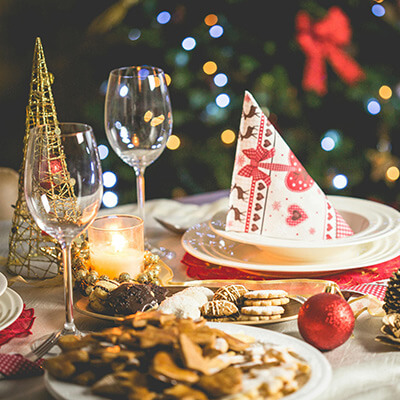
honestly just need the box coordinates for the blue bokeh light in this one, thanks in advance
[102,171,117,188]
[175,52,189,67]
[321,137,335,152]
[181,37,196,51]
[215,93,230,108]
[371,4,385,17]
[209,25,224,38]
[102,191,119,208]
[157,11,171,24]
[214,73,228,87]
[98,144,109,160]
[128,29,141,41]
[367,98,381,115]
[333,174,348,190]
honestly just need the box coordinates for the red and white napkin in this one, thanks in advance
[226,91,353,241]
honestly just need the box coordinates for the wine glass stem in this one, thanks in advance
[135,166,146,224]
[61,241,77,334]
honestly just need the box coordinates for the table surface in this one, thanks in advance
[1,193,400,400]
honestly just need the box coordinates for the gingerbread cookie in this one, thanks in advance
[200,300,239,319]
[213,284,248,305]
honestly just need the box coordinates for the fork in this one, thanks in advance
[24,331,61,362]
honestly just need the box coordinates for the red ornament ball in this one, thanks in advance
[297,293,355,351]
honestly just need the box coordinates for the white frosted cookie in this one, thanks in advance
[178,287,214,306]
[237,314,282,321]
[243,289,288,299]
[158,294,201,319]
[213,284,248,304]
[240,305,285,316]
[200,300,239,318]
[243,297,290,307]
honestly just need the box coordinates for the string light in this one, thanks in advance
[214,73,228,87]
[167,134,181,150]
[332,174,348,190]
[157,11,171,24]
[209,25,224,38]
[367,98,381,115]
[103,171,117,188]
[221,129,236,144]
[204,14,218,26]
[103,191,119,208]
[98,144,109,160]
[379,85,392,100]
[386,166,400,182]
[215,93,230,108]
[181,37,196,51]
[203,61,217,75]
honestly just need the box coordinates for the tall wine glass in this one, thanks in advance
[105,66,173,256]
[25,123,103,341]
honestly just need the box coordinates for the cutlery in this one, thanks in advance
[24,331,61,362]
[154,217,189,234]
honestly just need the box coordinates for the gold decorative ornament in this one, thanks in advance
[7,37,78,279]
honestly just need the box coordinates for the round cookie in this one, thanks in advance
[237,314,282,322]
[243,289,288,300]
[240,305,285,316]
[213,284,248,305]
[243,297,290,307]
[200,300,239,318]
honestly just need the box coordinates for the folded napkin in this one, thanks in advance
[181,252,400,301]
[0,353,44,379]
[0,305,35,346]
[227,91,353,240]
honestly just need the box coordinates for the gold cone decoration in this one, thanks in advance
[7,37,77,279]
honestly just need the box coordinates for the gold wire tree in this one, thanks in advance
[7,37,77,279]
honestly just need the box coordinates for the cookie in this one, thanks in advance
[240,305,285,316]
[213,285,248,305]
[92,279,120,300]
[243,289,288,300]
[243,297,290,307]
[200,300,239,318]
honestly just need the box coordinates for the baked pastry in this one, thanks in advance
[88,279,120,313]
[106,283,158,315]
[200,300,239,320]
[213,284,248,305]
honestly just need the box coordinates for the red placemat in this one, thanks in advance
[182,252,400,292]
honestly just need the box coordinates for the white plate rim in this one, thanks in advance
[211,196,400,249]
[0,287,24,331]
[182,222,400,274]
[0,271,7,298]
[44,323,332,400]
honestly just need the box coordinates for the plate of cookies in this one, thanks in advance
[44,311,331,400]
[75,281,304,325]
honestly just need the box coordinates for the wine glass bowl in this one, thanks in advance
[24,122,103,337]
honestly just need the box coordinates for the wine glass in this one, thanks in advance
[24,122,103,343]
[105,65,173,257]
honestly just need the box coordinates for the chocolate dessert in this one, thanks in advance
[107,283,159,315]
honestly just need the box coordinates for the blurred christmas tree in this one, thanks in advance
[1,0,399,208]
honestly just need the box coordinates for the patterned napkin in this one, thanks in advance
[227,91,353,241]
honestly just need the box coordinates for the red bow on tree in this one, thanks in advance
[295,6,365,96]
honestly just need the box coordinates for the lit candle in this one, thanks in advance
[88,215,144,280]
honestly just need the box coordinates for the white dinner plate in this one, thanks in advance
[0,271,7,297]
[44,322,331,400]
[182,221,400,276]
[209,196,400,261]
[0,287,24,331]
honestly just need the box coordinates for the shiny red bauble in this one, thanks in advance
[297,293,355,351]
[38,158,63,190]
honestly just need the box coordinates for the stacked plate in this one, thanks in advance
[0,271,23,331]
[182,196,400,277]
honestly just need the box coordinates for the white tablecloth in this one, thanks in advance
[1,195,400,400]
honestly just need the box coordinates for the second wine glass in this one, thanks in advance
[105,66,173,255]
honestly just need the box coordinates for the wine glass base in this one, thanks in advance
[145,240,176,260]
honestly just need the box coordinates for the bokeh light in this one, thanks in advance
[119,85,129,97]
[128,28,141,41]
[371,4,385,17]
[332,174,348,190]
[379,85,392,100]
[167,134,181,150]
[157,11,171,24]
[165,74,172,85]
[175,52,189,67]
[386,166,400,182]
[367,98,381,115]
[221,129,236,144]
[102,191,118,208]
[209,25,224,38]
[102,171,117,188]
[215,93,230,108]
[203,61,217,75]
[181,37,196,51]
[204,14,218,26]
[321,137,335,151]
[98,144,109,160]
[214,73,228,87]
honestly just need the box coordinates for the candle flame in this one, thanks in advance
[111,233,128,252]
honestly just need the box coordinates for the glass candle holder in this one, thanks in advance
[88,215,144,280]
